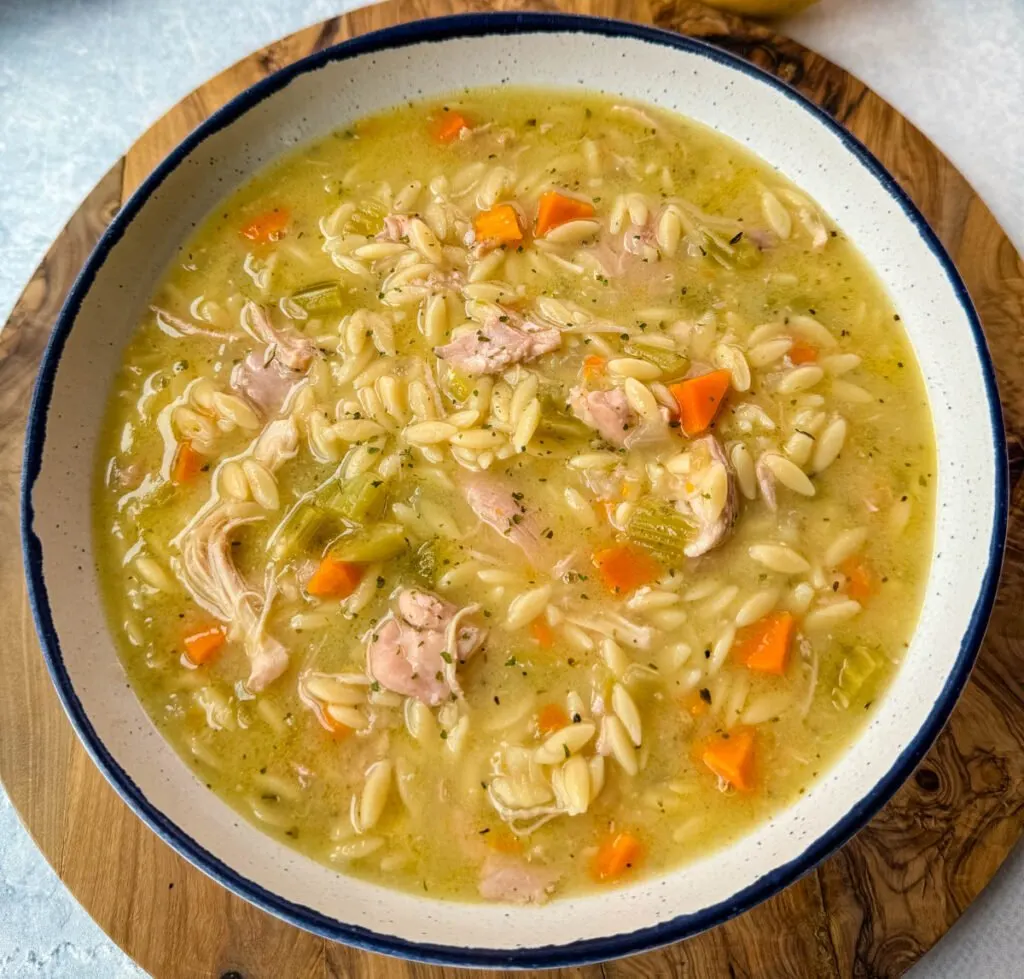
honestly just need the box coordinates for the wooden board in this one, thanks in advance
[1,2,1022,976]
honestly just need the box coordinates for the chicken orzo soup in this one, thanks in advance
[95,88,935,903]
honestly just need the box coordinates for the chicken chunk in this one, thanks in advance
[241,301,315,371]
[397,588,453,631]
[367,589,484,706]
[755,453,778,512]
[685,435,739,558]
[231,302,315,415]
[479,853,558,905]
[435,312,560,375]
[461,472,548,566]
[231,351,302,415]
[569,386,636,447]
[174,502,288,692]
[377,214,413,242]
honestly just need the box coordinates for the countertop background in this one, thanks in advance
[1,0,1022,976]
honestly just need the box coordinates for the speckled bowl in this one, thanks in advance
[21,12,1007,969]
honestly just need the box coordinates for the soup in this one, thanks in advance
[94,88,934,903]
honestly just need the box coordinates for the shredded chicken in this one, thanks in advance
[150,305,229,340]
[173,501,288,692]
[170,416,298,692]
[366,589,484,705]
[479,853,558,905]
[685,435,739,558]
[252,417,299,469]
[435,309,560,375]
[569,386,636,447]
[622,222,659,260]
[425,267,465,293]
[239,301,316,372]
[755,453,778,512]
[461,472,548,566]
[232,351,301,415]
[231,304,315,416]
[377,214,412,242]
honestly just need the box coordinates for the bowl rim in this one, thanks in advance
[20,10,1008,969]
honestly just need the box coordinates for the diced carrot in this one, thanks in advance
[433,111,471,143]
[669,369,732,436]
[183,625,225,666]
[530,617,555,648]
[241,207,290,244]
[701,728,757,791]
[788,340,818,364]
[171,441,204,484]
[535,190,595,236]
[593,544,661,596]
[307,557,363,599]
[839,556,876,603]
[592,832,644,882]
[582,354,606,380]
[537,703,570,735]
[473,204,523,245]
[735,612,795,676]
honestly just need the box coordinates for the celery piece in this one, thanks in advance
[292,282,343,314]
[831,646,878,710]
[537,413,593,441]
[319,473,388,524]
[332,523,409,563]
[269,501,323,561]
[623,340,687,377]
[536,393,592,441]
[314,480,346,514]
[627,497,695,561]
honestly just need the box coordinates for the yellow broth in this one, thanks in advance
[94,88,935,902]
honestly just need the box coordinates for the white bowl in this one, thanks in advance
[21,12,1007,968]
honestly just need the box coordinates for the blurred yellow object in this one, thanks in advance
[703,0,820,16]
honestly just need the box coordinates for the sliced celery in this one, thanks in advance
[538,414,593,441]
[269,501,323,561]
[831,646,879,710]
[292,282,343,314]
[627,497,695,561]
[332,523,409,563]
[536,393,593,441]
[319,473,388,524]
[623,340,687,377]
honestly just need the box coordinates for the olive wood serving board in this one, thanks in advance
[1,2,1022,977]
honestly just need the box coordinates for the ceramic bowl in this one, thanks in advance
[21,12,1007,968]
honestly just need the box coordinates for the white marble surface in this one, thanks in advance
[0,0,1021,975]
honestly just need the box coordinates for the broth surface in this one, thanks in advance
[94,88,934,903]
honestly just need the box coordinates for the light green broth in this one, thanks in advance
[94,87,934,903]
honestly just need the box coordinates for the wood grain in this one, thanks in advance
[1,2,1022,977]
